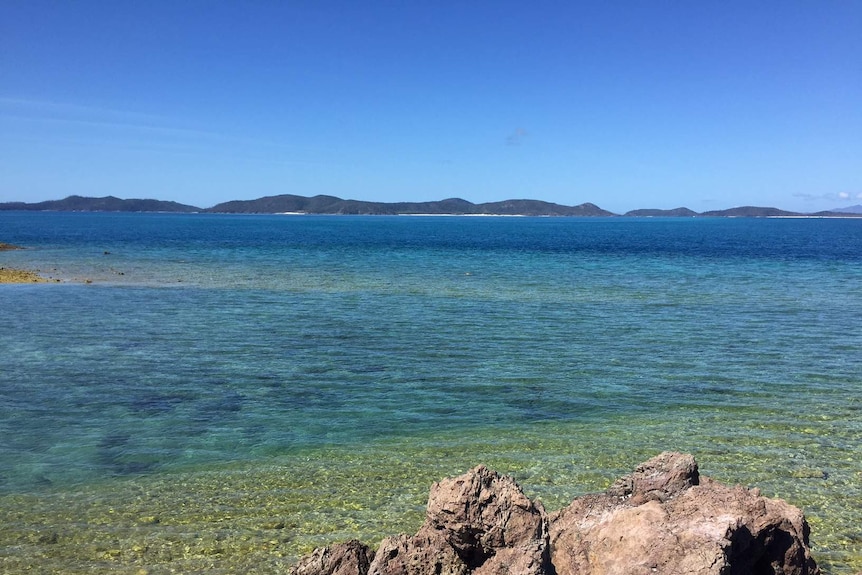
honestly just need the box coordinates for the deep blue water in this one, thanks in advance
[1,212,861,570]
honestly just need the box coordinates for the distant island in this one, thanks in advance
[205,195,616,216]
[0,195,199,213]
[1,194,860,217]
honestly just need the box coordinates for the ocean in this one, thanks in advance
[1,212,860,574]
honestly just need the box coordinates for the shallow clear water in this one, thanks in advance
[1,212,861,573]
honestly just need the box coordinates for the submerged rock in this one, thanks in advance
[290,452,820,575]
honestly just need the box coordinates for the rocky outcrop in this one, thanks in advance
[368,464,551,575]
[550,452,819,575]
[290,453,820,575]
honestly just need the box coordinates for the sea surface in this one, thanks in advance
[1,212,861,574]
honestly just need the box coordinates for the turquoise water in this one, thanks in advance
[1,213,861,573]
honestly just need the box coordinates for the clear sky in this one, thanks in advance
[1,1,860,213]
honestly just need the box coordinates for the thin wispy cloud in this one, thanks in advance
[0,97,321,164]
[505,127,528,146]
[794,191,862,204]
[0,97,228,142]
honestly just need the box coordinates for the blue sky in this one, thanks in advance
[1,1,860,213]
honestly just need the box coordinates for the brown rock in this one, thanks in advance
[291,453,820,575]
[368,532,466,575]
[423,465,550,570]
[291,539,373,575]
[368,465,552,575]
[549,451,819,575]
[605,451,699,504]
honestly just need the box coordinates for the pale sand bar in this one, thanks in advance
[0,267,48,283]
[1,242,48,283]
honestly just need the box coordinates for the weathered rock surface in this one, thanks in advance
[550,452,819,575]
[292,539,373,575]
[367,465,552,575]
[369,531,466,575]
[290,452,820,575]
